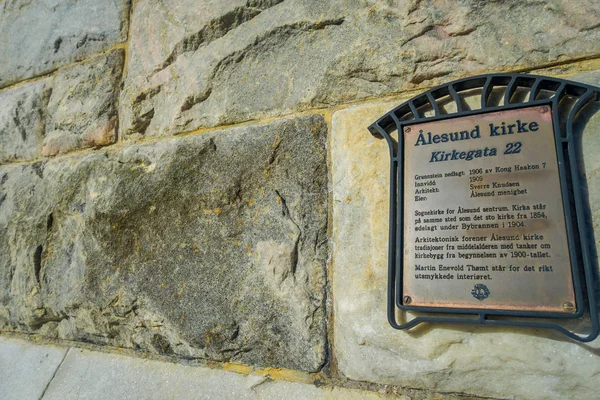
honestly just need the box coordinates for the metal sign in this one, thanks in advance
[404,106,575,312]
[368,73,600,342]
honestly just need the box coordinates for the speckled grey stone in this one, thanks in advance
[43,50,124,157]
[0,115,328,372]
[120,0,600,137]
[0,80,49,164]
[0,50,124,164]
[0,0,130,88]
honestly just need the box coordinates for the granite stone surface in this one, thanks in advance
[121,0,600,137]
[0,50,124,164]
[0,115,328,372]
[0,0,130,88]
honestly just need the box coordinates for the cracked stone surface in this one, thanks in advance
[120,0,600,138]
[0,336,67,400]
[0,115,328,372]
[0,50,124,164]
[331,73,600,400]
[0,0,130,89]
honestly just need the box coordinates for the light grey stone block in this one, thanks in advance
[120,0,600,137]
[43,50,124,157]
[0,0,130,88]
[0,50,124,164]
[0,80,49,164]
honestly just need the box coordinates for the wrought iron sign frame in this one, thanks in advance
[368,73,600,342]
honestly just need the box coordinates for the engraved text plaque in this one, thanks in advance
[403,106,576,312]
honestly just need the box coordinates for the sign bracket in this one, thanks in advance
[368,73,600,342]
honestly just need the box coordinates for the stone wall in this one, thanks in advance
[1,1,599,398]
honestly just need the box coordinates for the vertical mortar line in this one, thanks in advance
[321,107,337,379]
[38,347,71,400]
[116,0,136,144]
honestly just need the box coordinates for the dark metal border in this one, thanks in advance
[368,73,600,342]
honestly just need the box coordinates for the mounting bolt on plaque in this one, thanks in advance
[369,73,600,342]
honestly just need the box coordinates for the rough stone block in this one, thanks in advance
[0,50,124,164]
[43,50,124,157]
[0,80,49,164]
[331,75,600,399]
[0,0,130,88]
[0,115,328,372]
[121,0,600,137]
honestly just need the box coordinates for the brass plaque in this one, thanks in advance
[403,106,576,312]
